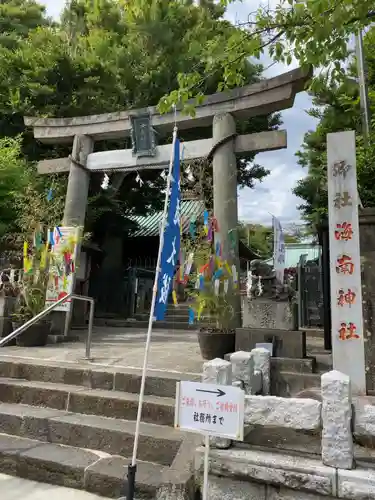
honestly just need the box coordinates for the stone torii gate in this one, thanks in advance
[25,67,310,328]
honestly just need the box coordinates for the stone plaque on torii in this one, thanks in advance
[24,67,310,328]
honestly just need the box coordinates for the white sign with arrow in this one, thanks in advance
[175,380,245,441]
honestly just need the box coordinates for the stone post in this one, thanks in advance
[252,347,271,395]
[230,351,255,395]
[321,370,353,469]
[51,135,94,335]
[359,208,375,392]
[212,113,241,329]
[202,358,232,449]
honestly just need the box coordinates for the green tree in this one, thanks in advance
[293,26,375,228]
[0,0,51,49]
[161,0,375,111]
[238,222,300,259]
[0,1,280,228]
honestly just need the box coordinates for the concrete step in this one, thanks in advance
[0,358,199,398]
[0,403,181,466]
[95,318,195,330]
[0,432,164,498]
[0,378,175,426]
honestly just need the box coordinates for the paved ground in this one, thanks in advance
[0,326,330,375]
[0,327,204,375]
[0,473,107,499]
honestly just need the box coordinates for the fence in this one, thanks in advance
[297,254,324,328]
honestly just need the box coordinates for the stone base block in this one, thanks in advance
[242,298,295,330]
[195,446,336,497]
[236,328,306,358]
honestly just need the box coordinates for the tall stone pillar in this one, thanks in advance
[212,113,241,328]
[359,208,375,392]
[52,135,94,335]
[63,135,94,226]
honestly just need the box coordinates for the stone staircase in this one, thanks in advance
[0,358,198,499]
[96,303,192,330]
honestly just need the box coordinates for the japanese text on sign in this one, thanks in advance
[154,138,181,321]
[327,130,366,393]
[175,381,244,440]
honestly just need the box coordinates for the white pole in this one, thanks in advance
[355,29,371,146]
[131,126,178,467]
[202,434,210,500]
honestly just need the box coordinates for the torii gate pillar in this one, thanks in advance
[212,113,241,328]
[63,135,94,226]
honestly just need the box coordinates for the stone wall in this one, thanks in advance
[194,357,375,500]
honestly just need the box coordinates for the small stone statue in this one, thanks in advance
[249,259,295,302]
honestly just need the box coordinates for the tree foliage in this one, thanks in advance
[161,0,375,111]
[293,26,375,227]
[237,222,300,259]
[0,0,282,253]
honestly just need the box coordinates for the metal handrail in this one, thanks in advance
[0,293,95,359]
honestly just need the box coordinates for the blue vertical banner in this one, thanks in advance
[154,138,181,321]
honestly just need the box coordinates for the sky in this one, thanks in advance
[40,0,318,227]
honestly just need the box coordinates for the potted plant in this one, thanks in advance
[11,231,52,347]
[12,268,51,347]
[182,217,238,360]
[189,278,236,360]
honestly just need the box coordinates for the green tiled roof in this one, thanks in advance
[265,243,321,268]
[128,200,205,237]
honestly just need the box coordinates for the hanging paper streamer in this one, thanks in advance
[40,233,49,270]
[184,252,194,279]
[224,261,232,276]
[203,210,209,235]
[189,219,196,239]
[215,241,221,257]
[199,263,209,275]
[47,187,53,202]
[172,290,178,307]
[135,172,144,187]
[212,218,219,232]
[101,173,110,190]
[56,227,62,238]
[213,268,223,280]
[23,242,28,260]
[199,275,205,289]
[195,277,200,289]
[232,264,238,288]
[188,307,195,325]
[207,223,213,242]
[214,279,220,296]
[224,279,229,294]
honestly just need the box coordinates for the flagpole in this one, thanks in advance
[126,126,178,500]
